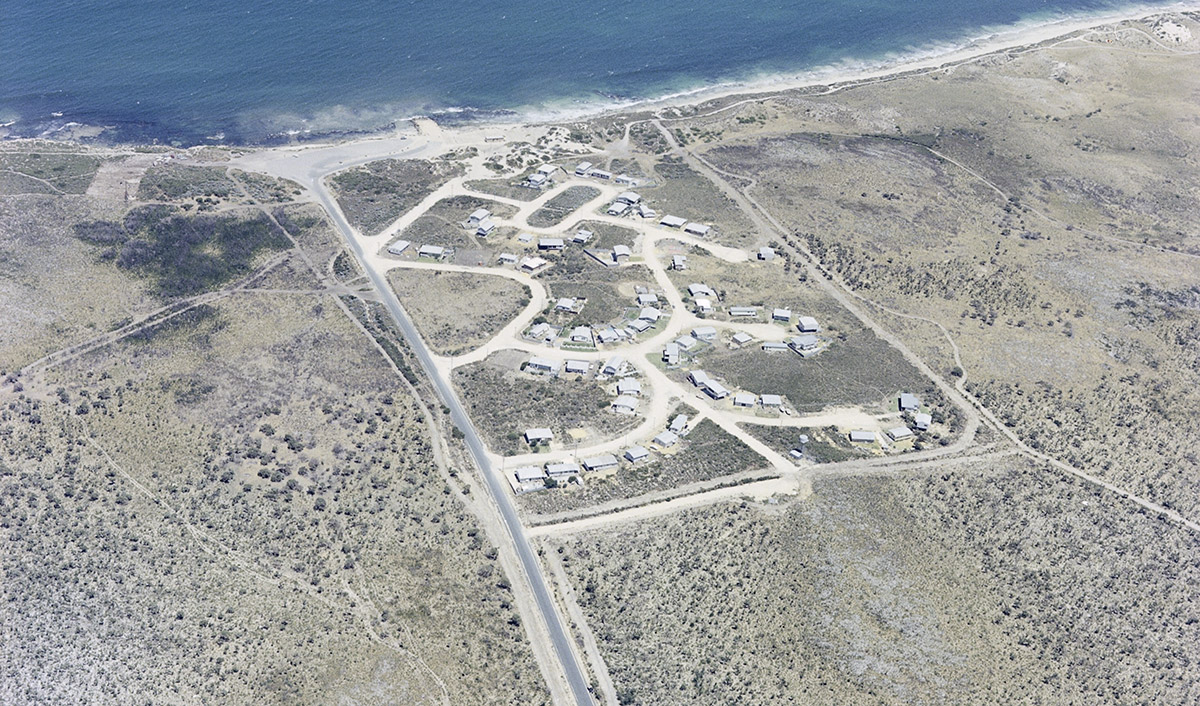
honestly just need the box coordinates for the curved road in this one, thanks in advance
[306,176,595,706]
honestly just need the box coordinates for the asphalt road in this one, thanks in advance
[311,179,595,706]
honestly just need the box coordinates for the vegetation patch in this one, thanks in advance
[387,270,530,356]
[137,165,237,201]
[330,159,463,236]
[527,186,600,228]
[0,151,102,194]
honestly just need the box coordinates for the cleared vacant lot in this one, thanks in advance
[387,269,530,356]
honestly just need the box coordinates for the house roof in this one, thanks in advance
[582,454,618,469]
[653,430,680,446]
[623,446,650,461]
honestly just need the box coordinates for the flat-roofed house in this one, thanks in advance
[582,455,619,472]
[688,370,710,387]
[616,378,642,396]
[387,239,411,255]
[762,341,790,352]
[669,414,688,433]
[526,357,559,374]
[525,172,548,187]
[639,307,661,323]
[514,466,547,483]
[688,283,716,298]
[761,394,783,407]
[497,252,518,264]
[555,297,576,311]
[546,461,581,478]
[898,393,921,412]
[660,215,687,228]
[733,392,757,407]
[637,292,659,306]
[691,326,717,342]
[519,256,548,272]
[607,201,631,216]
[772,308,792,322]
[589,168,612,180]
[537,164,559,175]
[574,161,594,176]
[683,223,711,237]
[694,298,714,314]
[848,430,876,444]
[888,426,914,441]
[612,244,632,260]
[731,332,753,346]
[672,255,687,270]
[524,428,554,445]
[653,430,679,447]
[538,237,565,250]
[467,208,491,224]
[572,230,593,244]
[564,360,590,375]
[616,191,642,205]
[611,395,639,414]
[602,356,625,376]
[623,446,650,463]
[418,244,446,259]
[797,316,820,333]
[475,219,496,236]
[615,174,637,185]
[518,232,534,243]
[675,335,699,351]
[758,246,777,260]
[662,343,680,365]
[729,306,758,318]
[570,326,593,344]
[788,335,819,352]
[703,380,730,400]
[913,413,932,431]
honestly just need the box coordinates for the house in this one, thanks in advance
[797,316,820,333]
[616,378,642,396]
[688,370,711,387]
[525,428,554,445]
[761,394,783,407]
[772,308,792,322]
[758,246,777,261]
[669,414,688,433]
[731,332,753,346]
[387,239,411,255]
[675,335,699,351]
[607,201,631,216]
[555,297,577,311]
[761,341,790,352]
[418,244,446,259]
[733,392,757,408]
[623,446,650,463]
[519,256,548,272]
[525,172,549,187]
[848,430,876,444]
[898,393,921,412]
[538,237,565,250]
[514,466,547,483]
[602,356,625,376]
[572,230,593,244]
[913,413,932,431]
[627,319,652,334]
[888,426,915,441]
[526,357,559,374]
[527,322,552,341]
[537,164,559,176]
[564,360,590,375]
[596,328,620,344]
[653,430,679,447]
[694,298,714,314]
[639,307,661,323]
[497,252,518,264]
[589,168,612,180]
[637,293,659,306]
[703,380,730,400]
[612,244,632,260]
[788,335,819,352]
[467,208,491,224]
[546,461,580,478]
[570,326,593,344]
[611,396,639,414]
[659,215,687,228]
[688,283,716,298]
[615,174,638,185]
[671,255,688,270]
[582,455,619,472]
[683,223,711,237]
[729,306,758,318]
[691,326,717,342]
[475,219,496,236]
[616,191,641,205]
[518,232,534,243]
[662,343,680,365]
[637,203,657,219]
[574,161,593,176]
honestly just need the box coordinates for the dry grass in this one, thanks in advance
[330,159,463,236]
[387,269,530,356]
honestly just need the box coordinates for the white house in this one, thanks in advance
[497,252,518,264]
[637,203,657,219]
[602,356,625,376]
[688,283,716,298]
[564,360,590,375]
[612,244,632,260]
[570,326,594,344]
[526,357,559,374]
[683,223,711,237]
[387,239,411,255]
[627,319,652,334]
[729,306,758,318]
[574,161,594,176]
[772,308,792,322]
[668,414,688,433]
[694,298,714,314]
[671,255,687,270]
[514,466,547,484]
[596,328,620,344]
[546,461,580,478]
[653,430,679,447]
[607,201,631,216]
[703,380,730,400]
[582,455,619,472]
[691,326,717,342]
[688,370,710,387]
[467,208,491,224]
[762,341,790,352]
[731,332,753,346]
[418,244,446,259]
[616,378,642,396]
[888,426,914,441]
[848,430,876,444]
[525,428,554,445]
[555,297,577,311]
[797,316,820,333]
[538,237,565,250]
[572,230,593,244]
[611,396,639,414]
[475,219,496,237]
[789,335,819,352]
[615,174,638,185]
[517,232,534,243]
[913,413,932,431]
[623,446,650,463]
[662,343,680,365]
[757,247,777,261]
[675,335,699,351]
[899,393,921,412]
[616,191,641,205]
[519,256,548,272]
[637,292,659,306]
[733,392,757,408]
[639,307,661,323]
[527,322,552,341]
[525,172,549,187]
[761,394,783,407]
[589,168,612,180]
[537,164,559,176]
[660,215,687,228]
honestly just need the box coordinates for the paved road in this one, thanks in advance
[308,176,595,706]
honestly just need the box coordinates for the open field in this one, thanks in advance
[551,454,1200,705]
[137,164,237,202]
[387,269,530,356]
[518,418,766,516]
[740,422,872,463]
[0,149,101,194]
[538,256,654,331]
[528,186,600,228]
[330,159,464,236]
[452,350,639,457]
[465,177,544,202]
[645,154,758,248]
[1,292,551,706]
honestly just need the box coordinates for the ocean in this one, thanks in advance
[0,0,1188,145]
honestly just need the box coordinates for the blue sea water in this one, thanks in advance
[0,0,1188,145]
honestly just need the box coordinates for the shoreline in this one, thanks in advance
[3,3,1196,150]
